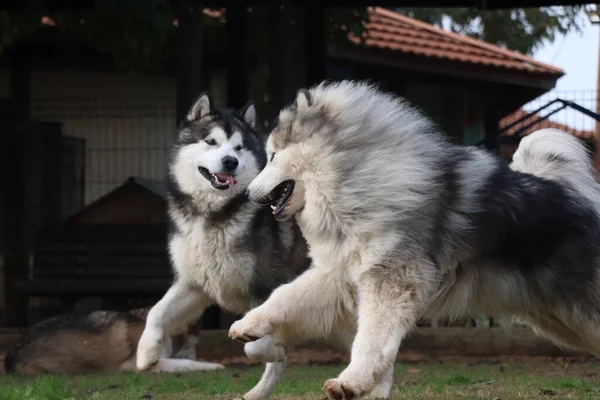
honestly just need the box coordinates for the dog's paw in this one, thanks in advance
[201,361,226,370]
[136,327,164,371]
[240,388,267,400]
[174,360,225,372]
[228,312,273,344]
[323,379,362,400]
[151,358,225,373]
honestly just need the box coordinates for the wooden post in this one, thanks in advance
[226,6,248,109]
[484,114,499,154]
[1,49,31,327]
[305,5,327,87]
[594,24,600,172]
[1,126,29,327]
[176,0,204,126]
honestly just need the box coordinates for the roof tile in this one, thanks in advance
[361,7,564,76]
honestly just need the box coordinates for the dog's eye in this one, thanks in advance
[234,145,243,151]
[270,152,276,162]
[205,139,217,146]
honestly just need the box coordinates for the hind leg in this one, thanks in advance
[242,336,289,400]
[173,333,199,360]
[241,361,287,400]
[137,281,221,371]
[528,314,600,354]
[241,329,365,400]
[241,320,394,400]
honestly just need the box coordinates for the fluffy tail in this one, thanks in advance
[510,128,600,194]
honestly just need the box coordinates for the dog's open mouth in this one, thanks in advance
[266,180,295,219]
[198,167,238,190]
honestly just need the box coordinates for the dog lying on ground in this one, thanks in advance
[4,307,209,375]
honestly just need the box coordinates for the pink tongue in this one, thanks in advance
[216,174,237,185]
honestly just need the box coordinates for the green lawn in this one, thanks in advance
[1,360,599,400]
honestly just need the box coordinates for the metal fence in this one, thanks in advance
[33,89,598,221]
[31,97,176,219]
[26,86,600,328]
[501,90,597,141]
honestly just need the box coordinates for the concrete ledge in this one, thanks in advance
[195,327,581,360]
[0,327,582,359]
[0,329,21,350]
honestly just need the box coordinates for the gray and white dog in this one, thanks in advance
[230,80,600,399]
[137,94,310,399]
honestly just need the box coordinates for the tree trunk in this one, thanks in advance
[2,49,30,327]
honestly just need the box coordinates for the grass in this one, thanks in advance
[0,360,599,400]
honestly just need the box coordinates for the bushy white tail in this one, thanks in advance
[510,128,600,204]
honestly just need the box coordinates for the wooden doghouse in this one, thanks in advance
[67,177,168,225]
[19,177,229,328]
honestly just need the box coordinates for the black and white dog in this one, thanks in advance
[137,94,310,399]
[230,81,600,399]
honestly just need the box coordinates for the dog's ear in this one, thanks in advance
[186,93,212,122]
[240,101,256,129]
[295,89,312,111]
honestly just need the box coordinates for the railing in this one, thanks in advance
[475,90,599,149]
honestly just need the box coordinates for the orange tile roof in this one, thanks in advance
[500,109,594,141]
[354,7,564,76]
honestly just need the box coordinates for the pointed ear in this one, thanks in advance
[186,93,212,122]
[240,101,256,128]
[295,89,312,111]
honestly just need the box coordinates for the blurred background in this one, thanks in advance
[0,1,597,338]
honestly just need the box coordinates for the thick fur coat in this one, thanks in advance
[229,81,600,399]
[136,94,310,400]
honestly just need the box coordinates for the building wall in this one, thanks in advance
[1,68,488,219]
[0,69,227,216]
[404,81,485,145]
[30,70,176,209]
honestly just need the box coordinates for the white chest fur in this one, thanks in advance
[169,209,257,314]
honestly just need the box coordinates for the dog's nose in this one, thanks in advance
[221,156,239,171]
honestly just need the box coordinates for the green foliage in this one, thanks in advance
[0,11,42,55]
[1,2,586,73]
[60,0,177,72]
[1,2,366,74]
[328,7,368,45]
[395,6,587,55]
[1,0,178,72]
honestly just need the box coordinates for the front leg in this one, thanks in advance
[137,280,214,371]
[230,266,355,400]
[229,266,355,345]
[323,262,433,400]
